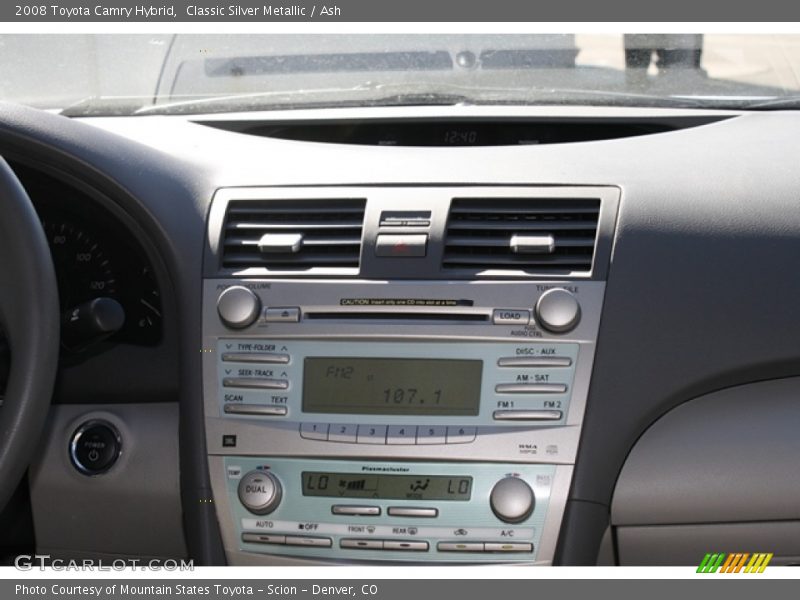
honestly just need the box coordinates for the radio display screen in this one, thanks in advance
[302,357,482,416]
[302,471,473,501]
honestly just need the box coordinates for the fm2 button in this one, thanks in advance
[69,420,122,476]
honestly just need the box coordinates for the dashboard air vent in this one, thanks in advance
[222,199,366,271]
[443,198,600,275]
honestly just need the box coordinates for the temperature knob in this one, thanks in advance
[238,470,282,515]
[490,476,535,524]
[217,286,261,329]
[535,288,581,333]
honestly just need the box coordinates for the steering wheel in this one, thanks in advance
[0,157,59,512]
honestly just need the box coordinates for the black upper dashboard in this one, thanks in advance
[3,102,800,565]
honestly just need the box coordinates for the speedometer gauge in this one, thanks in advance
[38,207,163,349]
[43,220,119,310]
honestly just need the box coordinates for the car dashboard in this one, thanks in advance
[2,103,800,567]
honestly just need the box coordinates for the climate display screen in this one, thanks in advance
[302,357,482,416]
[302,471,473,501]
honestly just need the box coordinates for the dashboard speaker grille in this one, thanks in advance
[221,199,366,270]
[443,197,600,275]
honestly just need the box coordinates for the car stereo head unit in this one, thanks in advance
[202,185,618,565]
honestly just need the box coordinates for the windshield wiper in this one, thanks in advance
[132,89,473,116]
[736,95,800,110]
[60,82,737,118]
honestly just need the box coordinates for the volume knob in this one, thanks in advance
[490,476,535,524]
[535,288,581,333]
[217,286,261,329]
[238,470,282,515]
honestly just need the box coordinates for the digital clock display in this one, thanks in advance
[302,471,473,501]
[302,357,482,416]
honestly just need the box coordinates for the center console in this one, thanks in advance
[202,186,618,564]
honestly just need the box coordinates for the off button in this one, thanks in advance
[69,420,121,476]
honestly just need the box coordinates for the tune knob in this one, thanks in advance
[217,286,261,329]
[534,288,581,333]
[490,476,535,524]
[238,470,282,515]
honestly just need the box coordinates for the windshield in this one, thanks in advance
[2,33,800,114]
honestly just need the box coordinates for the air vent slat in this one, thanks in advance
[443,255,593,266]
[225,237,362,247]
[446,220,598,232]
[443,198,600,276]
[446,236,596,249]
[228,221,364,230]
[221,199,366,271]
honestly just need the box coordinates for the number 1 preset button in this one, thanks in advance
[387,425,418,445]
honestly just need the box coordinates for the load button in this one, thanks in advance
[492,309,531,325]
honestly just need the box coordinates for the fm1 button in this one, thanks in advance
[69,420,121,476]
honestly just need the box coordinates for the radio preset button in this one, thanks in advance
[222,352,290,364]
[329,424,358,443]
[285,536,333,547]
[437,542,485,552]
[238,470,282,515]
[535,288,581,333]
[494,383,568,394]
[497,356,572,368]
[493,410,563,421]
[356,425,388,444]
[388,507,439,518]
[446,426,477,444]
[490,477,535,524]
[217,286,261,329]
[492,309,531,325]
[224,404,288,417]
[300,423,330,441]
[341,539,384,550]
[387,425,417,445]
[331,505,381,516]
[264,307,300,323]
[242,533,286,545]
[416,425,447,445]
[383,540,429,552]
[223,377,289,390]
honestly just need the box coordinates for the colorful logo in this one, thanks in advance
[697,553,773,573]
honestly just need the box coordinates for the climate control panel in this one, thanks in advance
[221,457,561,563]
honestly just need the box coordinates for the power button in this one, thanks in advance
[69,420,121,476]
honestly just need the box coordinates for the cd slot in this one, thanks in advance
[304,311,490,322]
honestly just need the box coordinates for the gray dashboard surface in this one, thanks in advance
[612,377,800,526]
[2,103,800,564]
